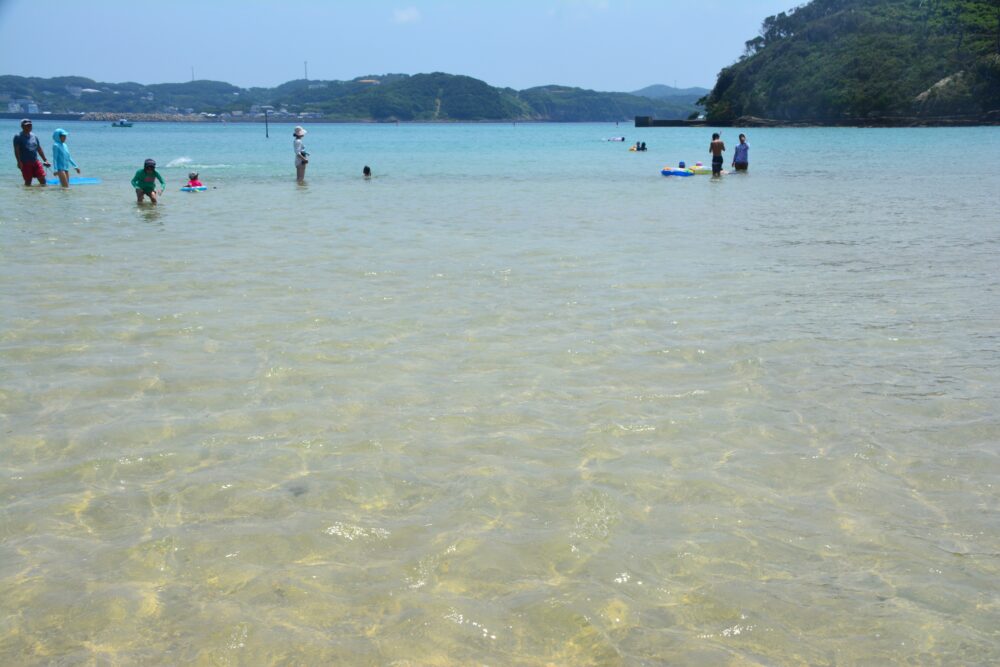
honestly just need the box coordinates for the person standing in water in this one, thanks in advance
[131,158,165,204]
[709,132,726,176]
[51,128,81,187]
[293,126,309,183]
[12,119,50,186]
[732,133,749,172]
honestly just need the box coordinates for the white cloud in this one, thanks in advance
[392,7,421,24]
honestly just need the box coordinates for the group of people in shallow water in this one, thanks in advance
[293,124,371,184]
[14,118,749,198]
[293,125,309,183]
[11,119,80,187]
[127,160,204,204]
[708,132,750,175]
[656,132,750,176]
[627,132,750,175]
[12,119,375,204]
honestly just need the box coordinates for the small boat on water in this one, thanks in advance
[111,119,133,127]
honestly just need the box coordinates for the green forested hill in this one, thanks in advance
[631,84,710,104]
[515,85,699,122]
[0,73,697,122]
[284,73,533,121]
[702,0,1000,122]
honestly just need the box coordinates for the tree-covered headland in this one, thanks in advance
[702,0,1000,123]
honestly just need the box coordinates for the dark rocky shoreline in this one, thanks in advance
[733,113,1000,128]
[636,112,1000,128]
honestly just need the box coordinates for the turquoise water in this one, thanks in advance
[2,121,999,665]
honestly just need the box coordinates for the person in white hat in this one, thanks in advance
[293,126,309,183]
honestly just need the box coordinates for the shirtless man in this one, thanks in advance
[709,132,726,176]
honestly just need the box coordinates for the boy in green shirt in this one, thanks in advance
[131,158,165,204]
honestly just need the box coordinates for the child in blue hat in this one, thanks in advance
[52,128,81,187]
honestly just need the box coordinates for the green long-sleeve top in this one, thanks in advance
[131,168,164,190]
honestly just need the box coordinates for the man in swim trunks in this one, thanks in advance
[709,132,725,176]
[131,158,165,204]
[12,119,51,186]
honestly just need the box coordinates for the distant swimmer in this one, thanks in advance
[132,158,164,204]
[608,136,626,142]
[709,132,726,176]
[732,134,749,172]
[363,165,371,179]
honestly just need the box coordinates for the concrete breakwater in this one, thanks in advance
[0,112,85,121]
[82,112,212,123]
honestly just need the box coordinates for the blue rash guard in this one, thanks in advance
[51,129,78,172]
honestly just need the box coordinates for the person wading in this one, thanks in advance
[294,126,309,183]
[12,119,51,186]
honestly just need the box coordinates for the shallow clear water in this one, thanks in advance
[1,121,999,665]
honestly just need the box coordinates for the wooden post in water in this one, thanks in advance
[264,109,269,138]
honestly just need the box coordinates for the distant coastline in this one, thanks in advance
[0,112,614,125]
[4,111,997,128]
[0,73,706,124]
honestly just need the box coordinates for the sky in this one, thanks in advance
[0,0,797,92]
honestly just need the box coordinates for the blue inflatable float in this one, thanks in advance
[45,176,102,185]
[662,160,695,177]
